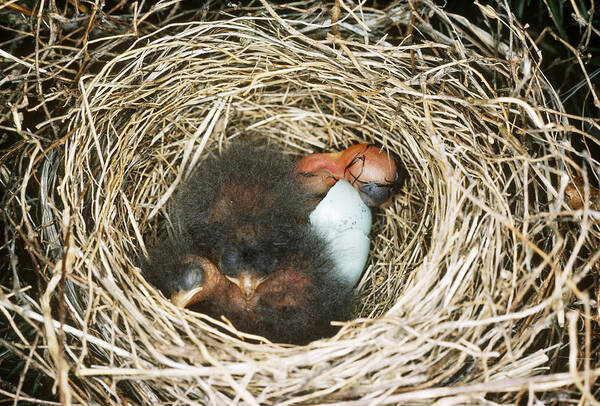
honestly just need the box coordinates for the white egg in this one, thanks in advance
[309,179,372,287]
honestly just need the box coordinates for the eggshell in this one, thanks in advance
[324,230,370,287]
[309,180,372,287]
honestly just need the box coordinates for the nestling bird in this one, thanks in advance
[144,144,352,344]
[143,142,404,344]
[296,143,404,207]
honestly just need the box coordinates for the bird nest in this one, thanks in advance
[2,1,599,404]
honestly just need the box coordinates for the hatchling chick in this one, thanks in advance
[143,143,353,345]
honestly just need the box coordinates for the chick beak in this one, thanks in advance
[171,286,205,308]
[226,272,266,299]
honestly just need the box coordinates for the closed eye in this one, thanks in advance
[254,251,276,273]
[220,246,240,275]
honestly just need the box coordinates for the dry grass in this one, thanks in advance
[1,1,599,404]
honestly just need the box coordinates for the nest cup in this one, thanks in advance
[8,5,599,404]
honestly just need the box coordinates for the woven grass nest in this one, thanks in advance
[3,1,600,404]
